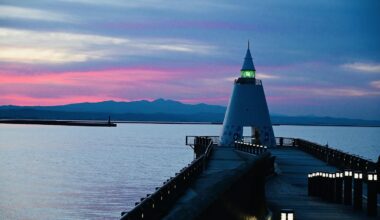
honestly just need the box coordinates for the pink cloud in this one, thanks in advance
[0,65,238,106]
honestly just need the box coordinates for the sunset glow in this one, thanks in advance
[0,0,379,120]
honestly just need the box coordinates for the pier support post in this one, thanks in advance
[353,171,363,210]
[335,172,343,203]
[367,172,378,216]
[344,170,353,205]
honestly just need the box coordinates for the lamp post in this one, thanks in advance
[367,172,378,216]
[335,172,343,203]
[328,173,335,202]
[314,172,320,197]
[344,170,353,205]
[322,172,329,200]
[280,209,295,220]
[308,173,313,196]
[353,171,363,210]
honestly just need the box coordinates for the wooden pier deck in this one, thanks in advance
[162,146,269,220]
[267,147,378,220]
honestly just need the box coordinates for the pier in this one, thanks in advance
[120,136,379,220]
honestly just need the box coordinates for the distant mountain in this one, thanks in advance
[1,99,379,126]
[0,99,225,115]
[0,99,226,123]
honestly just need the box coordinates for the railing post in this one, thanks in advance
[344,170,353,205]
[367,172,378,217]
[280,137,283,146]
[353,171,363,210]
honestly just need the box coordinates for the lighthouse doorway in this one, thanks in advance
[242,126,261,145]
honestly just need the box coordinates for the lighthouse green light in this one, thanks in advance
[241,70,255,78]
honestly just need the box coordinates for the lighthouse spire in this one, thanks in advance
[240,41,256,78]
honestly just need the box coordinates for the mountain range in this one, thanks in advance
[0,99,379,126]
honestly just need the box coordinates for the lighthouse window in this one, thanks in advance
[241,70,255,78]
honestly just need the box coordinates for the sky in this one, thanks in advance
[0,0,379,120]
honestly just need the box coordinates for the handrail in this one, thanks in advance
[276,137,378,175]
[296,138,376,172]
[121,137,214,220]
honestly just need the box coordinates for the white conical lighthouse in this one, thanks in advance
[219,42,275,147]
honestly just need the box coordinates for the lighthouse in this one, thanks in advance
[219,42,275,147]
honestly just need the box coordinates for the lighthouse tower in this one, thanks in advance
[219,42,275,147]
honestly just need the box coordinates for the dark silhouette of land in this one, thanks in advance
[0,99,379,126]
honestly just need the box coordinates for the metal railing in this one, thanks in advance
[120,137,214,220]
[275,137,296,147]
[186,136,259,147]
[185,136,219,147]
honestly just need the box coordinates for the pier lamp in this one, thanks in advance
[280,209,294,220]
[344,170,352,177]
[354,172,362,180]
[367,172,377,181]
[335,172,343,178]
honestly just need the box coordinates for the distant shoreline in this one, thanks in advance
[116,121,380,127]
[1,119,378,128]
[0,119,116,127]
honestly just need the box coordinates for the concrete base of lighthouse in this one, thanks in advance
[219,78,275,147]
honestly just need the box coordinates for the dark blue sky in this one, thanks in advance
[0,0,379,120]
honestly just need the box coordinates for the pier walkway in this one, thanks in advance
[267,147,378,220]
[162,146,250,219]
[121,137,378,220]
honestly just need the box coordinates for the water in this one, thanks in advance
[0,124,379,219]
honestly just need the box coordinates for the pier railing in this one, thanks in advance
[121,137,214,220]
[186,136,219,147]
[276,137,378,179]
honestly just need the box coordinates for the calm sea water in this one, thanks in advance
[0,124,379,219]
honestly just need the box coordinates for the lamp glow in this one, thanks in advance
[280,209,295,220]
